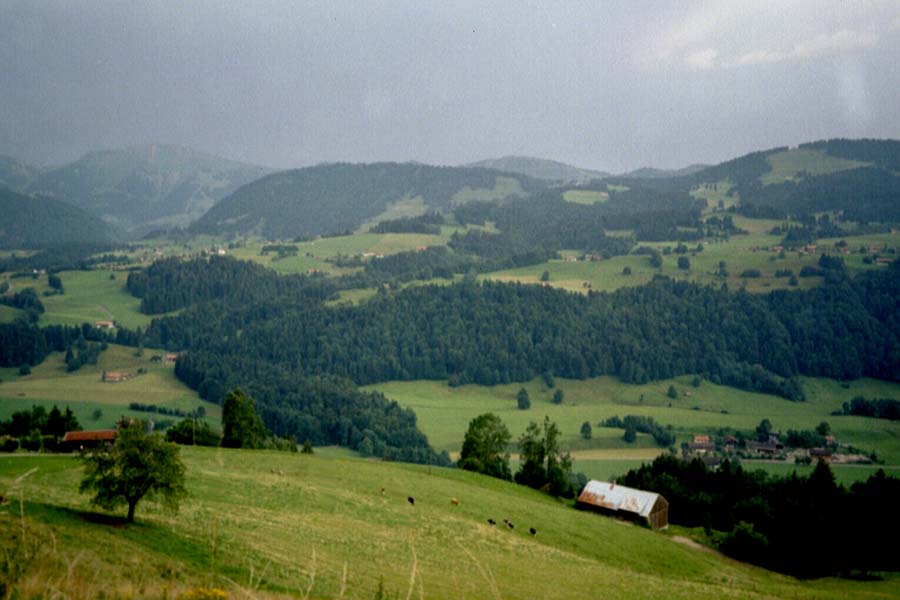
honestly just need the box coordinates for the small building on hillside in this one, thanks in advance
[102,371,133,383]
[576,480,668,530]
[95,320,115,330]
[62,429,117,452]
[809,448,832,463]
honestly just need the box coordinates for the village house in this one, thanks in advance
[95,320,115,330]
[577,480,668,530]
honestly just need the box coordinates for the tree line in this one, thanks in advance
[620,455,900,578]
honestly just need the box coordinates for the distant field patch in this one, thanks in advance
[451,176,526,206]
[368,375,900,464]
[0,344,217,430]
[356,195,427,233]
[761,149,869,185]
[38,270,155,330]
[0,303,22,323]
[563,190,608,205]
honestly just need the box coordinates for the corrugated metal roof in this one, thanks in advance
[577,480,663,518]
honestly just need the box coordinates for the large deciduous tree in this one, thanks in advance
[221,389,267,449]
[79,421,187,522]
[515,416,574,497]
[458,413,512,481]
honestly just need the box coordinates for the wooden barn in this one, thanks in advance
[62,429,117,452]
[576,480,669,530]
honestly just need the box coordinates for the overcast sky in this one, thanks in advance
[2,1,899,172]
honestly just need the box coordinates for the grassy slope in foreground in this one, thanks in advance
[3,448,899,599]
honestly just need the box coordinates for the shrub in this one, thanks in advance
[0,437,18,452]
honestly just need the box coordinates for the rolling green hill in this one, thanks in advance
[464,155,609,183]
[25,145,271,236]
[0,187,117,248]
[191,162,540,239]
[3,447,898,599]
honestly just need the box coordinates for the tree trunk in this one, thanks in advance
[127,500,136,522]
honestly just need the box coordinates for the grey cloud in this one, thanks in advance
[0,1,898,173]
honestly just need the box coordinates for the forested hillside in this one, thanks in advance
[0,187,116,248]
[190,162,541,239]
[88,253,896,459]
[25,145,270,235]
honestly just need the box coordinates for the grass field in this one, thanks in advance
[356,195,427,233]
[451,175,527,206]
[3,447,899,599]
[0,344,217,430]
[760,149,869,185]
[38,270,159,330]
[367,375,900,481]
[484,225,896,295]
[227,232,451,277]
[0,303,22,323]
[563,190,608,205]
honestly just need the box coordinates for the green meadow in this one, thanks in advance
[0,344,217,430]
[760,149,869,185]
[368,375,900,483]
[563,189,608,205]
[484,223,895,295]
[3,447,899,599]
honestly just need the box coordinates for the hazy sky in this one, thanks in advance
[2,1,899,172]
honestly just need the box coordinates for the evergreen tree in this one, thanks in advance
[517,388,531,410]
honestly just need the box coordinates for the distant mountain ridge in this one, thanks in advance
[21,145,271,237]
[620,164,709,179]
[0,186,116,248]
[191,162,542,239]
[464,156,610,183]
[0,156,36,191]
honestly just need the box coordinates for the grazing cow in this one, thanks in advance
[380,486,385,496]
[502,518,509,525]
[487,518,496,525]
[507,521,514,530]
[450,497,460,506]
[529,527,537,536]
[407,496,415,506]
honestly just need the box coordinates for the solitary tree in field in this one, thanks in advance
[552,389,564,404]
[517,388,531,410]
[580,421,592,440]
[221,388,267,448]
[79,421,187,522]
[458,413,512,480]
[667,385,678,399]
[677,256,690,270]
